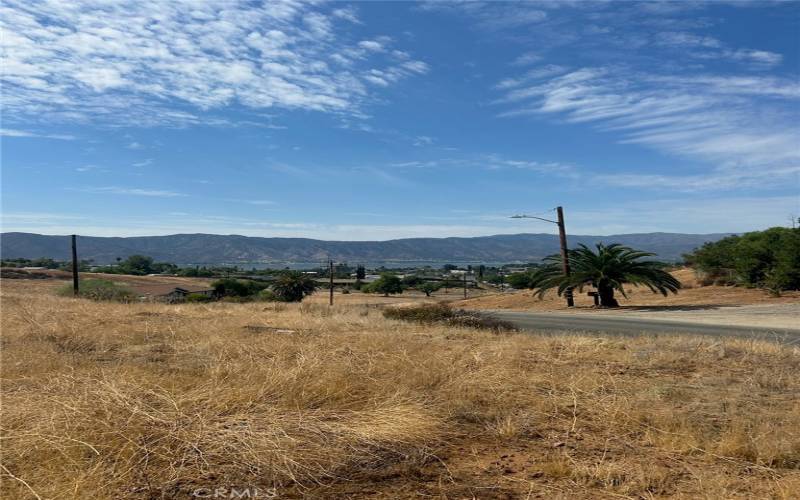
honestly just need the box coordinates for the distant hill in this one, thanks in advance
[0,232,733,265]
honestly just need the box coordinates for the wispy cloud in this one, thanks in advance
[494,67,800,189]
[655,31,783,68]
[1,1,428,127]
[1,128,75,140]
[80,186,186,197]
[388,154,577,177]
[132,159,153,167]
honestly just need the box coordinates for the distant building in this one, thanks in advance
[148,285,216,302]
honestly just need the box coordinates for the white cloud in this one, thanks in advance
[1,1,428,127]
[655,31,782,68]
[495,68,800,190]
[358,39,385,52]
[511,52,542,66]
[332,6,360,24]
[243,199,277,206]
[132,159,153,167]
[1,128,75,140]
[75,165,108,173]
[81,186,186,197]
[656,31,722,49]
[422,2,548,30]
[728,49,783,67]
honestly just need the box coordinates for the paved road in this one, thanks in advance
[491,311,800,344]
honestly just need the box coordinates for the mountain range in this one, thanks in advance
[0,232,732,265]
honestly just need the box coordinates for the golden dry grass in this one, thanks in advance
[1,278,799,499]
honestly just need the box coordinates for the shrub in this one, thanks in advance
[57,279,135,302]
[383,303,517,333]
[257,289,279,302]
[185,293,213,303]
[211,279,269,298]
[383,303,454,323]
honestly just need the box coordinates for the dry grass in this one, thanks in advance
[1,278,799,499]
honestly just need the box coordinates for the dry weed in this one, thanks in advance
[1,279,798,498]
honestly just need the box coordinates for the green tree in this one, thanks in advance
[365,273,404,296]
[418,281,441,297]
[684,227,800,291]
[356,265,366,280]
[506,271,537,289]
[212,278,250,297]
[401,275,423,287]
[271,271,318,302]
[532,243,681,307]
[120,255,154,275]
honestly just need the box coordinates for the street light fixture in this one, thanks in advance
[510,206,575,307]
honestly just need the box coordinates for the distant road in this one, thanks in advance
[490,311,800,344]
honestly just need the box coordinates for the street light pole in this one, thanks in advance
[510,206,574,307]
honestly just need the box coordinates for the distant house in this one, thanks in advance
[144,284,216,302]
[165,286,215,301]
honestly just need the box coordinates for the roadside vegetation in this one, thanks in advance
[383,303,517,332]
[2,279,798,498]
[684,226,800,295]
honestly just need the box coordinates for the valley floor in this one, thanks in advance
[1,278,799,499]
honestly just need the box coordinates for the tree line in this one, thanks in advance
[682,226,799,294]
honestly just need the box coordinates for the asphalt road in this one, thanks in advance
[490,310,800,344]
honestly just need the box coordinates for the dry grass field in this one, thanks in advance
[2,278,800,499]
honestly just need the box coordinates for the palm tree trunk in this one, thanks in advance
[598,284,619,307]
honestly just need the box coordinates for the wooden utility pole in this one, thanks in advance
[329,260,334,306]
[71,234,79,296]
[556,207,574,307]
[463,271,467,299]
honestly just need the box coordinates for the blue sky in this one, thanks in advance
[2,0,799,239]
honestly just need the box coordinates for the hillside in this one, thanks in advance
[1,231,732,264]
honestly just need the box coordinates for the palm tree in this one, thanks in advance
[271,271,318,302]
[531,243,681,307]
